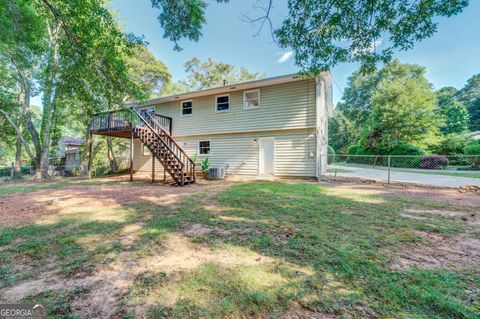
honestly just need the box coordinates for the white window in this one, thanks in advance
[198,141,211,155]
[244,89,260,109]
[215,95,230,112]
[181,100,193,116]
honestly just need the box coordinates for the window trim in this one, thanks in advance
[180,100,193,116]
[198,140,211,156]
[215,94,230,113]
[243,89,261,110]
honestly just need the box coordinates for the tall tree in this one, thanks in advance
[181,57,264,91]
[126,46,171,99]
[364,74,443,150]
[0,0,142,179]
[437,87,469,134]
[149,0,469,74]
[456,74,480,131]
[338,60,427,124]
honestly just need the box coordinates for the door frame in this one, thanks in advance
[258,137,275,176]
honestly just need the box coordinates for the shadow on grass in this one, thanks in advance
[126,181,479,318]
[0,180,478,318]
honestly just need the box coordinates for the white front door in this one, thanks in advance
[259,137,275,176]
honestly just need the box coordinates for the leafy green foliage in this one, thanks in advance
[437,87,470,134]
[432,134,469,155]
[363,69,442,150]
[173,57,265,92]
[328,110,359,153]
[456,74,480,131]
[200,157,210,176]
[150,0,230,51]
[126,46,171,98]
[275,0,469,73]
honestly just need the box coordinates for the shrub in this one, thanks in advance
[347,144,362,155]
[432,134,468,155]
[464,144,480,155]
[387,144,425,156]
[418,156,449,169]
[464,144,480,167]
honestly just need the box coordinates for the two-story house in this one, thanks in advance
[89,73,332,185]
[133,73,332,178]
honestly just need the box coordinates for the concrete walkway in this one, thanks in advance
[327,164,480,187]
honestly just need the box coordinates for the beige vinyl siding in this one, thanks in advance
[154,79,316,137]
[177,129,316,177]
[132,139,165,175]
[132,129,316,177]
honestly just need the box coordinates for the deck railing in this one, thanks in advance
[90,109,172,135]
[89,109,133,133]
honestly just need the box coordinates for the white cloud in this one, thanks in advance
[277,51,293,63]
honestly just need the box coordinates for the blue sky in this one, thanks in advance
[111,0,480,105]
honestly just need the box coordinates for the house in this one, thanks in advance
[52,137,83,174]
[89,73,333,185]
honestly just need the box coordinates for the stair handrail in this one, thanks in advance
[130,108,185,167]
[142,111,196,174]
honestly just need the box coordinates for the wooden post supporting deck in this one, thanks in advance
[152,153,155,183]
[130,130,133,181]
[87,133,94,179]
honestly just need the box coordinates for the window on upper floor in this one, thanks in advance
[244,89,260,109]
[199,141,211,155]
[215,95,230,112]
[181,100,193,116]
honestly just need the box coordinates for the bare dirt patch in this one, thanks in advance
[319,179,480,207]
[0,177,233,227]
[400,209,478,226]
[390,230,480,270]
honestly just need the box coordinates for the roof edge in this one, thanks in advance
[127,72,330,108]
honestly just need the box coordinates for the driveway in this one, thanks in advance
[327,164,480,187]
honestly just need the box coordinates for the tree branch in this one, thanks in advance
[0,109,36,161]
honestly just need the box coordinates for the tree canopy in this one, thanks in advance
[161,57,265,95]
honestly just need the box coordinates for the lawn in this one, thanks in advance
[0,178,479,318]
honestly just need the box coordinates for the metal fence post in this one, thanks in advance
[387,155,391,184]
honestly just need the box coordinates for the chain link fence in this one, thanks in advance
[0,162,130,183]
[327,154,480,187]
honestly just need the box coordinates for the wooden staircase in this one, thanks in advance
[89,108,196,186]
[134,109,196,186]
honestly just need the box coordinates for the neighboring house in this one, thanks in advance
[89,73,333,185]
[54,137,83,170]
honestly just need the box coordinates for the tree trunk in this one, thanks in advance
[15,131,22,177]
[107,137,118,171]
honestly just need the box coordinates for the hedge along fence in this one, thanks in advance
[332,154,480,170]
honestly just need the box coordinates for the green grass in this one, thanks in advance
[1,180,479,318]
[123,182,479,318]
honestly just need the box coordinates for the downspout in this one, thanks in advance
[315,73,333,178]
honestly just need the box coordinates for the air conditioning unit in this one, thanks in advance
[208,167,226,180]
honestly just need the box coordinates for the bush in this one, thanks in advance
[464,144,480,167]
[418,156,449,169]
[347,144,362,155]
[464,144,480,155]
[432,134,468,155]
[387,144,425,156]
